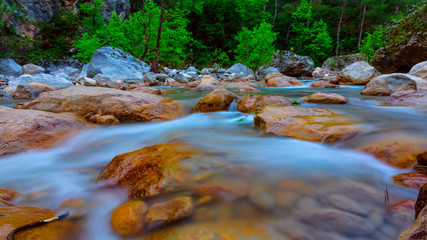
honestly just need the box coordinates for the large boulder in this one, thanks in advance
[254,106,362,143]
[194,89,238,112]
[17,86,185,122]
[87,47,150,81]
[372,3,427,73]
[322,54,367,71]
[227,63,254,78]
[387,90,427,107]
[3,73,73,96]
[0,58,22,77]
[361,73,418,96]
[272,51,314,77]
[266,76,303,87]
[237,95,292,114]
[12,84,42,99]
[410,61,427,80]
[257,66,280,79]
[0,106,90,156]
[339,61,377,85]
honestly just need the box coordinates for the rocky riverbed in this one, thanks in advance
[1,48,427,239]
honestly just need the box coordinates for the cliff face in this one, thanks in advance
[372,2,427,73]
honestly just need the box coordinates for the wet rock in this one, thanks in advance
[296,208,375,236]
[257,66,280,79]
[393,172,427,189]
[310,80,338,88]
[97,115,120,125]
[361,73,418,96]
[97,143,196,198]
[94,74,119,88]
[234,87,262,94]
[322,54,367,71]
[301,92,348,104]
[174,72,188,83]
[198,75,220,87]
[237,95,292,114]
[227,63,254,77]
[223,82,258,89]
[339,61,377,85]
[416,183,427,219]
[0,106,90,156]
[267,76,303,87]
[128,87,166,95]
[87,47,149,80]
[0,188,21,202]
[58,198,86,210]
[194,89,237,112]
[111,200,147,237]
[388,200,415,213]
[0,58,22,77]
[17,86,185,122]
[12,84,42,99]
[145,196,194,225]
[327,194,368,216]
[0,206,56,239]
[399,205,427,240]
[313,232,351,240]
[410,61,427,80]
[164,78,186,87]
[254,106,361,143]
[193,179,249,202]
[156,73,169,82]
[13,219,80,240]
[272,51,314,77]
[264,72,284,82]
[22,63,45,75]
[387,90,427,107]
[418,152,427,165]
[248,185,276,210]
[27,82,55,92]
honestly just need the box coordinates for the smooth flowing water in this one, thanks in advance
[1,84,425,239]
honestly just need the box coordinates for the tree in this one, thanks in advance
[360,25,386,60]
[152,0,165,72]
[234,21,278,71]
[305,19,332,64]
[289,0,312,53]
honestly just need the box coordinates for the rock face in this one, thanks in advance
[0,106,90,156]
[145,196,194,225]
[301,92,348,104]
[272,51,314,77]
[97,143,196,198]
[361,74,417,96]
[254,106,361,143]
[237,95,292,113]
[227,63,254,77]
[339,61,377,85]
[0,58,22,77]
[18,86,185,122]
[111,200,148,237]
[387,90,427,107]
[322,54,367,71]
[372,3,427,73]
[22,63,45,75]
[410,61,427,79]
[194,89,238,112]
[87,47,150,81]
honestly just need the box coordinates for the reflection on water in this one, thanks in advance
[1,85,425,239]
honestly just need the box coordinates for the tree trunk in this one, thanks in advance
[152,0,165,73]
[272,0,278,24]
[263,2,266,12]
[358,3,366,49]
[336,1,346,56]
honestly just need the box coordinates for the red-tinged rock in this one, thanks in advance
[388,200,415,213]
[193,179,249,202]
[128,87,166,95]
[58,198,86,210]
[393,172,427,189]
[267,76,303,87]
[0,188,20,202]
[13,220,80,240]
[233,87,262,94]
[111,200,148,237]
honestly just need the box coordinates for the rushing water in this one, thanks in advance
[1,84,425,239]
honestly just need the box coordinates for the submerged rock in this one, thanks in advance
[339,61,377,85]
[237,95,292,114]
[0,106,90,156]
[393,172,427,189]
[310,80,339,88]
[301,92,348,104]
[145,196,194,225]
[194,89,237,112]
[361,73,418,96]
[111,200,148,237]
[17,86,185,122]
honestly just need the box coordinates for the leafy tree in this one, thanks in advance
[360,25,386,59]
[78,0,105,35]
[234,22,278,71]
[304,19,332,64]
[289,0,312,53]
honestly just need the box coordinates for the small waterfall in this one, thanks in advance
[228,99,237,111]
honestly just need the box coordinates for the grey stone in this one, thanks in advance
[142,72,158,85]
[340,61,378,85]
[186,66,198,73]
[156,73,169,82]
[0,59,22,77]
[22,63,45,75]
[174,72,188,83]
[80,77,97,86]
[64,66,80,77]
[94,74,118,88]
[258,66,279,79]
[4,73,73,95]
[272,51,314,77]
[227,63,254,77]
[410,61,427,80]
[322,54,367,71]
[12,85,42,99]
[361,73,418,96]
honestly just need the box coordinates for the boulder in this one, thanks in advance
[97,143,196,198]
[272,51,314,77]
[254,106,362,143]
[339,61,377,85]
[12,84,42,99]
[156,73,169,82]
[194,89,237,112]
[310,80,338,88]
[410,61,427,80]
[301,92,348,104]
[264,72,284,82]
[257,66,280,79]
[399,183,427,239]
[0,106,90,156]
[111,200,148,237]
[234,87,262,94]
[27,82,56,92]
[17,86,185,122]
[128,87,166,95]
[64,66,80,77]
[142,72,158,85]
[173,72,188,83]
[145,196,194,225]
[87,47,149,81]
[227,63,254,78]
[186,66,198,73]
[164,78,186,87]
[322,54,367,71]
[267,76,303,87]
[94,74,119,88]
[198,75,220,87]
[22,63,45,75]
[80,77,97,86]
[4,73,73,96]
[387,90,427,107]
[237,95,292,114]
[0,58,22,77]
[361,74,418,96]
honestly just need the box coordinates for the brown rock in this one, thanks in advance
[398,205,427,240]
[416,183,427,219]
[264,72,283,82]
[0,188,20,202]
[301,92,348,104]
[97,115,120,125]
[310,80,338,88]
[97,143,196,198]
[58,198,85,210]
[254,106,361,143]
[0,206,56,239]
[267,76,303,87]
[388,200,415,213]
[86,113,101,123]
[12,85,42,99]
[387,90,427,107]
[193,179,249,202]
[128,87,166,95]
[198,75,220,87]
[27,82,56,92]
[145,196,194,225]
[0,106,91,156]
[111,200,148,237]
[237,95,292,114]
[361,74,417,96]
[223,82,258,89]
[393,172,427,189]
[22,63,45,75]
[418,152,427,165]
[194,89,238,112]
[233,87,262,94]
[17,86,185,122]
[14,220,80,240]
[164,78,187,87]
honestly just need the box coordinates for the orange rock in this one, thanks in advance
[254,106,362,143]
[301,92,348,104]
[111,200,148,237]
[0,206,56,239]
[267,76,303,87]
[310,80,338,88]
[264,72,284,82]
[164,78,187,87]
[13,220,80,240]
[233,87,262,94]
[393,172,427,189]
[193,179,249,202]
[387,200,415,213]
[145,196,194,225]
[97,143,196,198]
[97,115,120,125]
[193,89,238,112]
[58,198,85,210]
[0,188,20,202]
[237,95,292,114]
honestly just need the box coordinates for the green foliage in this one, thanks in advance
[234,22,278,71]
[78,0,105,35]
[305,19,332,64]
[292,100,301,106]
[360,25,386,60]
[289,0,312,53]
